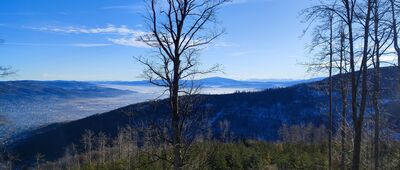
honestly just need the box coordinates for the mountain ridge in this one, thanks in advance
[6,66,400,166]
[91,76,323,89]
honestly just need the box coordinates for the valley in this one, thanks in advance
[0,77,313,140]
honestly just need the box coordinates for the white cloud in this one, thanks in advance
[28,24,150,48]
[102,5,141,10]
[4,42,48,46]
[214,41,238,47]
[70,43,112,47]
[227,0,249,5]
[27,24,228,48]
[230,51,248,56]
[381,55,396,62]
[101,5,145,13]
[380,48,398,64]
[30,24,147,36]
[108,37,149,48]
[41,73,51,78]
[4,42,113,47]
[226,0,273,5]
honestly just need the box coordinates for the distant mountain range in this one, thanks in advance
[92,76,324,89]
[6,67,400,166]
[0,77,322,98]
[0,81,138,140]
[0,80,134,100]
[0,77,321,141]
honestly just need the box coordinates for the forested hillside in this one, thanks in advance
[7,67,400,168]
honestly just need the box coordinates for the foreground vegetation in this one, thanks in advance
[42,142,327,170]
[18,126,397,170]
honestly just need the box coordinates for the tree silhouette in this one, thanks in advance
[137,0,228,169]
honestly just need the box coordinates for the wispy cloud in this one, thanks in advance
[227,0,249,5]
[27,24,149,48]
[226,0,273,5]
[380,48,398,63]
[230,51,248,56]
[108,37,148,48]
[70,43,112,47]
[381,55,396,62]
[29,24,146,36]
[58,12,68,15]
[26,24,234,48]
[214,41,238,47]
[0,12,43,16]
[101,4,145,13]
[102,5,142,10]
[4,42,113,47]
[3,42,52,46]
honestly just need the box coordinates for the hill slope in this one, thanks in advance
[0,80,133,100]
[7,67,400,165]
[0,81,136,139]
[0,77,320,141]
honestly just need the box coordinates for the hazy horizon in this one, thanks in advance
[0,76,324,82]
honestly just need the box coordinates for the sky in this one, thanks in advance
[0,0,318,81]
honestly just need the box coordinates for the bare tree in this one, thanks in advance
[302,4,337,169]
[320,1,372,169]
[338,23,349,170]
[0,39,15,78]
[35,153,44,170]
[302,0,388,169]
[372,0,385,168]
[96,132,108,164]
[352,1,372,169]
[390,0,400,71]
[371,0,394,168]
[137,0,228,169]
[0,67,14,78]
[328,12,334,170]
[82,130,94,167]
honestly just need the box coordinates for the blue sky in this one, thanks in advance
[0,0,317,81]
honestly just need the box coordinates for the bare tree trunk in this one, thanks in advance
[352,120,364,170]
[328,13,334,170]
[342,0,360,167]
[390,0,400,96]
[373,0,381,168]
[172,62,182,170]
[353,1,372,170]
[341,1,358,148]
[391,0,400,71]
[339,27,348,170]
[349,0,372,169]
